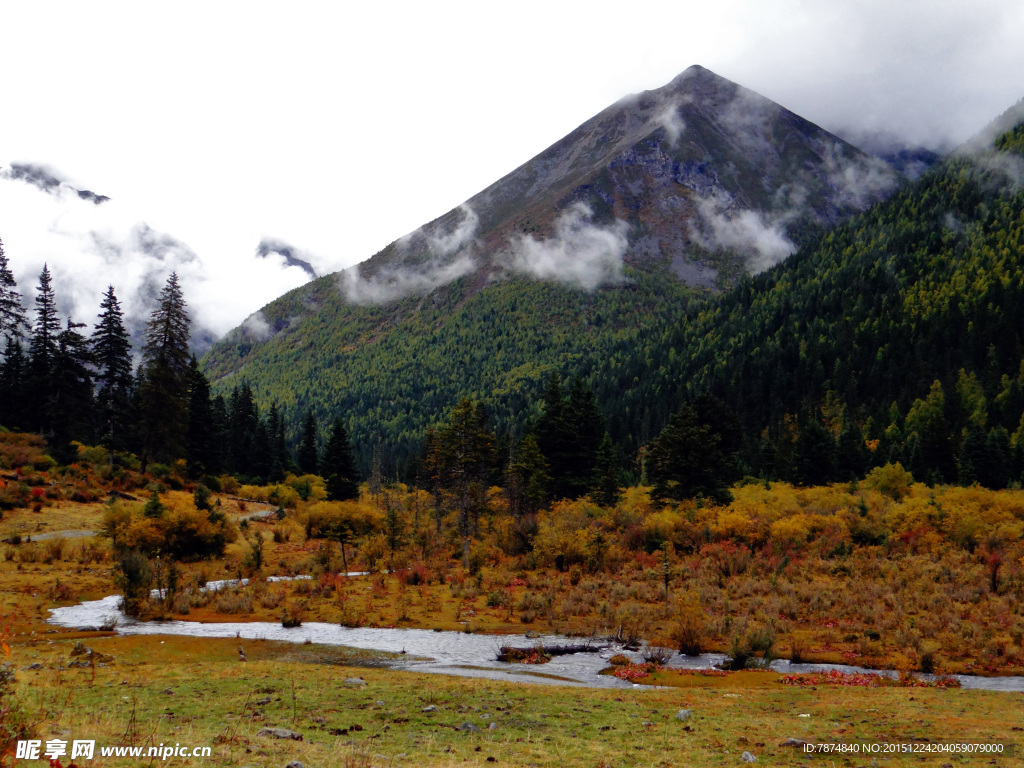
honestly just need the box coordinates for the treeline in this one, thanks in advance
[0,245,359,493]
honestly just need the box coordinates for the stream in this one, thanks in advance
[48,595,1024,691]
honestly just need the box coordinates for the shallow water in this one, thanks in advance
[48,595,1024,691]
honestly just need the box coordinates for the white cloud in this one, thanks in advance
[691,194,797,272]
[339,253,477,306]
[507,203,629,289]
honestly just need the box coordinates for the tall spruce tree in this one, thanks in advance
[266,403,287,482]
[0,338,26,429]
[137,273,191,467]
[0,237,28,343]
[592,432,621,507]
[297,409,320,475]
[26,265,61,435]
[226,383,259,475]
[322,418,359,501]
[92,286,134,465]
[185,356,217,477]
[647,403,733,504]
[51,318,95,462]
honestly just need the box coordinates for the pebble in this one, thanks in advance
[675,709,693,722]
[741,751,757,763]
[422,705,438,713]
[343,677,366,687]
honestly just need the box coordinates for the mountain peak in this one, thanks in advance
[338,65,896,299]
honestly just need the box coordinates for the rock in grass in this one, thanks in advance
[741,751,757,763]
[487,722,498,730]
[285,762,304,768]
[257,727,303,741]
[422,705,438,713]
[459,722,482,733]
[780,737,807,747]
[343,677,366,687]
[675,709,693,722]
[256,696,271,705]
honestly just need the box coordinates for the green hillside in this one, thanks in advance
[675,111,1024,484]
[202,269,697,472]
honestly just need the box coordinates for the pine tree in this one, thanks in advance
[226,383,259,475]
[322,418,359,501]
[564,377,605,497]
[0,338,26,429]
[137,273,191,467]
[297,409,319,475]
[26,265,61,435]
[266,403,287,482]
[647,403,733,504]
[50,318,95,461]
[0,237,28,343]
[592,432,621,507]
[185,356,216,477]
[92,286,134,465]
[506,433,550,517]
[793,416,836,486]
[536,374,576,500]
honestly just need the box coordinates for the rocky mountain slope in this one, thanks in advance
[202,65,904,468]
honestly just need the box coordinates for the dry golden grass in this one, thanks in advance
[5,635,1020,767]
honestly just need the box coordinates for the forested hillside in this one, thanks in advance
[677,110,1024,485]
[203,272,699,472]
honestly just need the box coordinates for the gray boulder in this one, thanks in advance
[257,727,303,741]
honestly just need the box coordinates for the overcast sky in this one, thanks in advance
[1,0,1022,338]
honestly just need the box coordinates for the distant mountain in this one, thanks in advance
[202,65,906,469]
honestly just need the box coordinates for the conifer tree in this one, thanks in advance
[0,338,26,429]
[51,318,95,461]
[322,418,359,501]
[226,383,259,475]
[185,356,217,477]
[0,237,27,343]
[266,403,287,482]
[565,377,605,497]
[506,433,549,517]
[137,273,191,467]
[536,374,574,499]
[592,432,621,507]
[647,403,733,504]
[26,265,61,435]
[297,409,319,475]
[92,286,134,464]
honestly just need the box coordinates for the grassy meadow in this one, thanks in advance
[1,433,1023,764]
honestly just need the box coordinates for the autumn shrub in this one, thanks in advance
[864,462,913,501]
[670,592,706,656]
[215,588,254,614]
[102,493,237,559]
[281,602,304,628]
[114,550,152,616]
[725,625,776,670]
